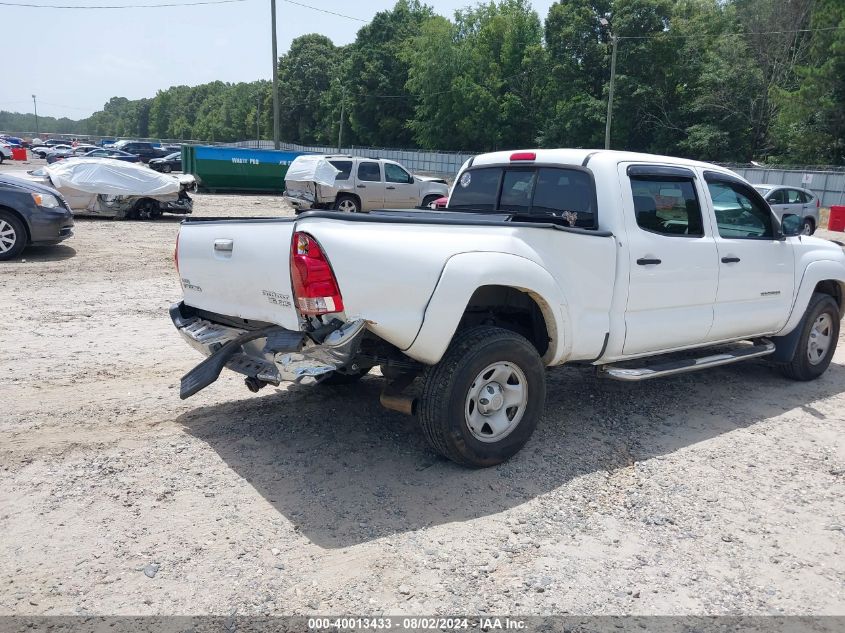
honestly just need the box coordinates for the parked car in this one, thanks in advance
[171,148,845,467]
[46,144,99,164]
[149,152,181,173]
[0,135,23,147]
[0,174,74,260]
[0,141,13,163]
[81,148,141,162]
[44,139,70,147]
[34,144,71,159]
[8,158,195,219]
[284,154,449,213]
[753,184,820,235]
[110,140,168,163]
[428,195,448,209]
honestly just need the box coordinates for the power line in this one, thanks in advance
[0,0,248,8]
[280,0,366,22]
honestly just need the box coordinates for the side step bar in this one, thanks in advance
[601,340,775,382]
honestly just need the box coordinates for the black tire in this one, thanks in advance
[802,217,815,235]
[0,210,27,261]
[418,326,545,467]
[422,194,441,209]
[0,153,4,164]
[780,292,840,381]
[319,367,371,385]
[162,164,172,173]
[334,194,360,213]
[134,199,161,220]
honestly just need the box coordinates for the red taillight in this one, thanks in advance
[174,229,180,276]
[510,151,536,161]
[290,232,344,315]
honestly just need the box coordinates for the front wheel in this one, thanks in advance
[162,164,172,173]
[422,194,441,210]
[418,326,546,467]
[0,210,27,261]
[780,292,840,381]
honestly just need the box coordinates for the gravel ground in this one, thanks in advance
[0,157,844,617]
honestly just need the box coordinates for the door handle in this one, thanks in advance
[636,258,662,266]
[214,239,233,252]
[721,256,741,263]
[357,184,366,189]
[385,186,395,190]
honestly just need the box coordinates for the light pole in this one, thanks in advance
[256,91,261,144]
[270,0,280,149]
[337,86,346,153]
[600,18,617,150]
[32,94,39,138]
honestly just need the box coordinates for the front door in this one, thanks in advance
[621,164,720,356]
[704,174,794,340]
[383,162,418,208]
[355,160,385,211]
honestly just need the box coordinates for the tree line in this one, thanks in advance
[2,0,842,164]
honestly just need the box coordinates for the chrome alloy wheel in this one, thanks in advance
[808,313,833,365]
[337,198,357,213]
[0,219,17,254]
[465,361,528,443]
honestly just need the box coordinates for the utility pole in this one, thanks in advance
[32,94,39,138]
[256,91,261,144]
[338,87,346,153]
[270,0,280,150]
[600,18,617,150]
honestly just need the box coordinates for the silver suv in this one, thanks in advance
[753,185,820,235]
[287,155,449,213]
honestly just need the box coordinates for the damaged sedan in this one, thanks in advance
[8,158,195,220]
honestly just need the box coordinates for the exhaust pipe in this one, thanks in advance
[380,392,416,416]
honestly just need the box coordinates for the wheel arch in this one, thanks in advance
[403,252,569,366]
[776,259,845,342]
[334,192,361,210]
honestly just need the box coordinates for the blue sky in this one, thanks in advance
[1,0,558,119]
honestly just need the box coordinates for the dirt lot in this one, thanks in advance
[1,158,844,617]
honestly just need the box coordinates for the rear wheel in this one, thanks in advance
[418,326,545,467]
[0,211,27,261]
[133,199,162,220]
[334,195,360,213]
[780,292,840,381]
[802,218,815,235]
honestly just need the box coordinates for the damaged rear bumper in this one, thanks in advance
[170,302,366,399]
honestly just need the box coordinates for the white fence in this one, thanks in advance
[226,141,845,206]
[726,166,845,208]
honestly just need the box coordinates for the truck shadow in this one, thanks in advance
[177,359,845,549]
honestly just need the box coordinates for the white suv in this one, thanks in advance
[286,155,448,213]
[0,141,12,164]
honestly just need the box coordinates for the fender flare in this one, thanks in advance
[402,251,570,365]
[777,260,845,337]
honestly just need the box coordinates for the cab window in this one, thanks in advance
[629,177,703,237]
[357,161,381,182]
[706,180,774,239]
[384,163,412,184]
[448,166,596,228]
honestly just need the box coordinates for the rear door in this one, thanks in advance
[177,220,301,329]
[704,173,794,340]
[383,162,418,208]
[354,160,385,210]
[620,164,719,356]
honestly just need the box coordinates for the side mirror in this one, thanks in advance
[781,213,802,237]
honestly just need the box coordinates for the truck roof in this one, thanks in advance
[470,148,734,175]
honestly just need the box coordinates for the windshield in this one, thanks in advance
[753,186,772,196]
[448,166,597,228]
[166,152,179,160]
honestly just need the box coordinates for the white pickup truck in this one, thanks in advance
[171,149,845,467]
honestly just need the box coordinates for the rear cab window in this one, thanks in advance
[448,165,597,228]
[357,161,381,182]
